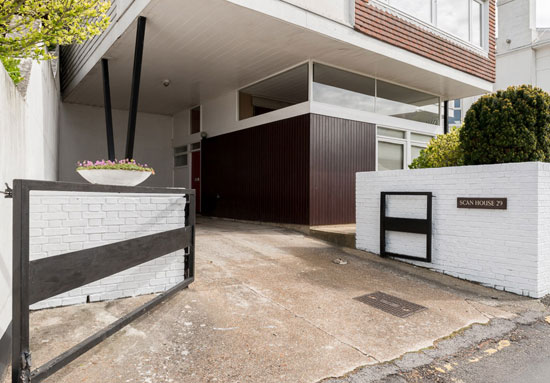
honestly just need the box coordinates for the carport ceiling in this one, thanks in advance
[64,0,487,115]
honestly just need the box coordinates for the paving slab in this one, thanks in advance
[5,218,537,383]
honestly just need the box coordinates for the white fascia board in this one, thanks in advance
[227,0,494,94]
[63,0,151,98]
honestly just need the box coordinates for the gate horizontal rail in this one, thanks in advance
[380,191,432,263]
[12,180,196,383]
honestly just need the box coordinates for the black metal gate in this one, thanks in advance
[11,180,195,382]
[380,192,432,263]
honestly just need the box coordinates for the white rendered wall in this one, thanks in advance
[29,191,187,310]
[0,60,60,377]
[496,49,536,90]
[536,45,550,90]
[493,0,550,92]
[58,103,173,187]
[356,162,550,298]
[497,0,537,53]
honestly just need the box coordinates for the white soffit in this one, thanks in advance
[64,0,493,115]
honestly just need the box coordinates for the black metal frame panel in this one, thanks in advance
[11,180,195,383]
[380,192,432,263]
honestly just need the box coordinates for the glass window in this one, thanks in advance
[239,64,309,120]
[448,99,463,125]
[382,0,485,47]
[411,133,433,144]
[376,80,440,125]
[472,1,483,47]
[378,127,405,139]
[190,106,201,134]
[388,0,431,23]
[448,109,462,125]
[313,63,375,112]
[378,141,404,171]
[174,155,188,167]
[191,142,201,151]
[174,146,188,167]
[437,0,469,41]
[411,146,425,161]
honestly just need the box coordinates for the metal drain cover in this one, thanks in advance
[354,291,427,318]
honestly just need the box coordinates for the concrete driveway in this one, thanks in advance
[13,218,543,383]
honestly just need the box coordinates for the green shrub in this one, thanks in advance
[460,85,550,165]
[0,56,23,84]
[409,127,463,169]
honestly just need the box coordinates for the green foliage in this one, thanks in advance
[77,163,155,173]
[409,127,464,169]
[0,0,111,61]
[0,56,23,84]
[460,85,550,165]
[77,159,155,174]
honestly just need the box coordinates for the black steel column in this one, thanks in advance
[443,100,449,134]
[125,16,147,160]
[101,59,115,161]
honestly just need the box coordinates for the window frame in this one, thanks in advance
[447,99,464,127]
[312,61,442,127]
[377,126,435,170]
[237,62,310,121]
[174,145,189,169]
[377,127,408,171]
[377,137,407,171]
[189,105,202,135]
[375,0,488,50]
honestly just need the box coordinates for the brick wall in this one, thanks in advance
[29,191,187,310]
[354,0,496,83]
[356,162,550,298]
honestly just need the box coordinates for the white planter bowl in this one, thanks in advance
[77,169,152,186]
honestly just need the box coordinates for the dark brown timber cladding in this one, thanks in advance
[355,0,496,83]
[202,115,310,224]
[309,114,376,225]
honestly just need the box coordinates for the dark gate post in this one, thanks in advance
[125,16,147,160]
[379,192,386,257]
[101,59,115,161]
[11,180,30,383]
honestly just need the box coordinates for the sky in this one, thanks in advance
[538,0,550,28]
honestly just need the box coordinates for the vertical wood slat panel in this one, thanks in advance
[202,114,310,225]
[309,114,376,226]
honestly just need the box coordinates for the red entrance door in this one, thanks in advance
[191,151,201,213]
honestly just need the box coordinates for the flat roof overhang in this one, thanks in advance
[63,0,494,115]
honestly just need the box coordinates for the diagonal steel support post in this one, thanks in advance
[125,16,147,160]
[101,59,115,161]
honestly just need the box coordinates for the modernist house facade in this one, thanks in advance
[57,0,496,225]
[448,0,549,127]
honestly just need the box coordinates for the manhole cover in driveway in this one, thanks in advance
[354,291,427,318]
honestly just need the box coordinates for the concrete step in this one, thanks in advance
[309,225,356,249]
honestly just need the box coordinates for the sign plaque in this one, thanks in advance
[457,197,507,210]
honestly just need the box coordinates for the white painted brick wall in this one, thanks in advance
[29,191,187,310]
[356,162,550,298]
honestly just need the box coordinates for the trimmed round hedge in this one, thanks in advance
[460,85,550,165]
